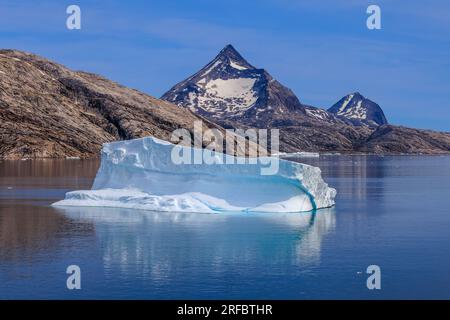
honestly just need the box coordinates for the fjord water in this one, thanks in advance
[1,156,450,299]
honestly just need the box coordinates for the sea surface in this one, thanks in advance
[1,156,450,299]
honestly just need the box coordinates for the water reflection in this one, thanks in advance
[0,159,99,190]
[0,159,98,207]
[0,205,95,262]
[298,155,387,201]
[57,207,336,283]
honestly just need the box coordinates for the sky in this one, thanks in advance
[0,0,449,131]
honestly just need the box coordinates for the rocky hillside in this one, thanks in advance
[0,49,258,160]
[359,125,450,154]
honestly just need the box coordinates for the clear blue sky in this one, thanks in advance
[1,0,449,131]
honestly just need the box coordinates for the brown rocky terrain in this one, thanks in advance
[0,49,260,160]
[358,125,450,154]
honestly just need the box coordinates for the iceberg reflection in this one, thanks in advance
[58,208,336,284]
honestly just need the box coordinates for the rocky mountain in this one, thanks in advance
[162,44,343,129]
[162,45,450,154]
[328,92,388,127]
[0,49,258,160]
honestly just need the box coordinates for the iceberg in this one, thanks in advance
[274,151,320,159]
[52,137,336,213]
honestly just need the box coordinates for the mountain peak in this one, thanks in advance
[328,92,388,127]
[214,44,255,69]
[161,44,310,126]
[220,44,238,53]
[218,44,241,57]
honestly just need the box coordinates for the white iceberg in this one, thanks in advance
[273,151,320,158]
[52,137,336,213]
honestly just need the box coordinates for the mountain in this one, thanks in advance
[161,44,375,152]
[328,92,388,127]
[0,49,258,159]
[161,44,371,152]
[162,44,450,154]
[162,44,342,129]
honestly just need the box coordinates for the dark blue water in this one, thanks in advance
[1,156,450,299]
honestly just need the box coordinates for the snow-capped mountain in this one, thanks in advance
[162,44,337,128]
[328,92,388,127]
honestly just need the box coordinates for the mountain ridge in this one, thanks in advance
[162,44,450,154]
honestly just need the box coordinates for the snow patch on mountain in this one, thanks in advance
[204,78,257,110]
[187,77,258,114]
[305,107,335,121]
[338,94,354,114]
[205,78,256,100]
[229,60,248,70]
[337,100,367,120]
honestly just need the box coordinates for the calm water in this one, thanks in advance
[1,156,450,299]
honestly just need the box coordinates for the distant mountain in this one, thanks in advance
[162,44,343,129]
[328,92,388,127]
[162,44,450,154]
[0,49,258,159]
